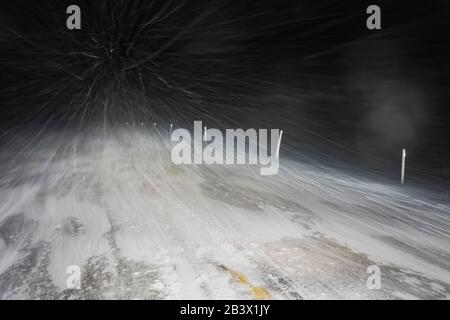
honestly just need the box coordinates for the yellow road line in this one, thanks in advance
[219,265,271,300]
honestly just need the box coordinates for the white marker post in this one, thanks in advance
[401,148,406,184]
[203,126,207,141]
[276,130,283,159]
[170,123,173,136]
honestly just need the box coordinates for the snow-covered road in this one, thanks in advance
[0,129,449,299]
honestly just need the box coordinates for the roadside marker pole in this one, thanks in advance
[401,148,406,184]
[276,130,283,159]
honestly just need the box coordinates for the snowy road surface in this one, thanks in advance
[0,129,449,299]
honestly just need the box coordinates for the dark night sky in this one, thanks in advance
[0,0,449,186]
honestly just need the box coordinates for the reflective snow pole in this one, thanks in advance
[276,130,283,159]
[401,148,406,184]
